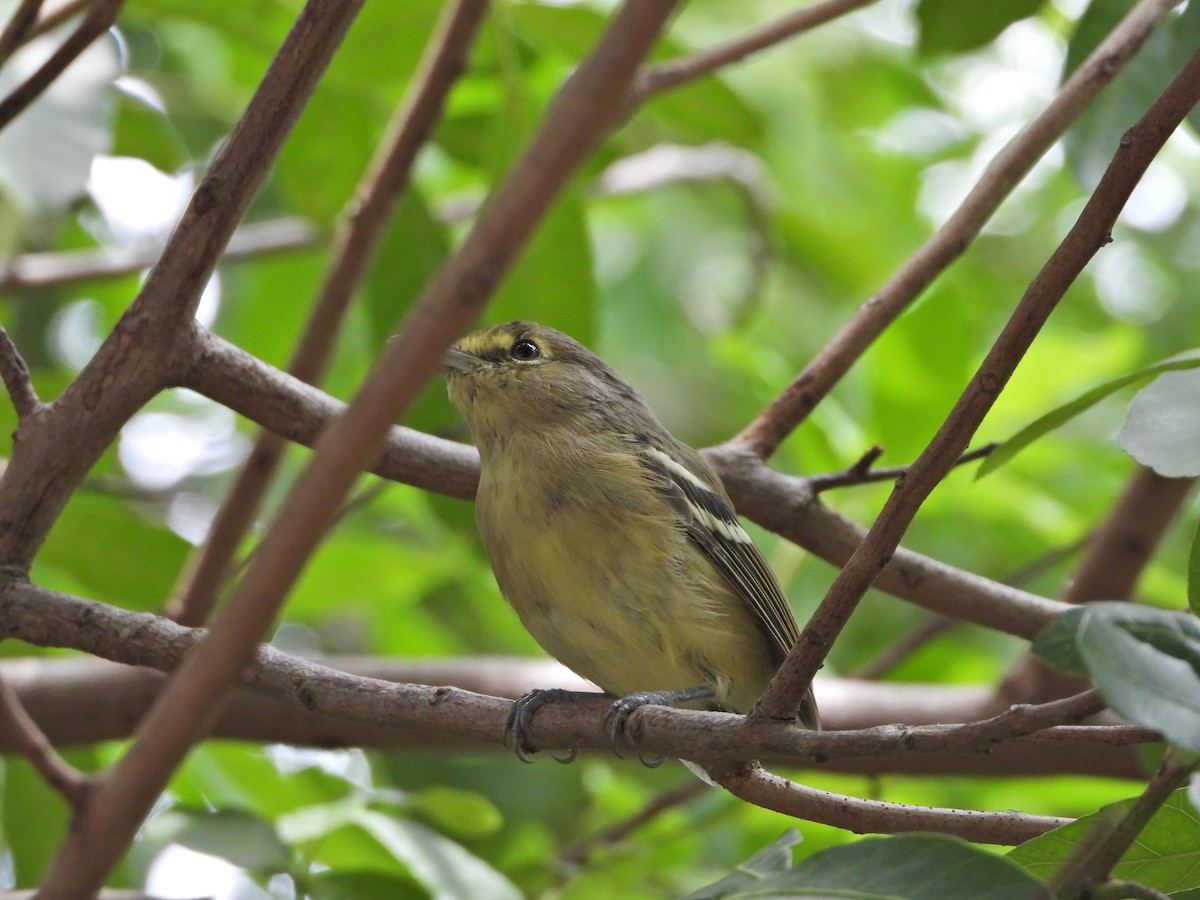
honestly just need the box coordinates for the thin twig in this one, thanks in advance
[1092,880,1171,900]
[0,217,319,292]
[166,0,489,627]
[733,0,1183,460]
[634,0,879,99]
[0,0,44,66]
[1050,749,1197,898]
[810,443,996,493]
[28,0,91,40]
[0,0,123,132]
[751,41,1200,722]
[34,0,375,892]
[706,761,1068,845]
[188,330,1072,641]
[38,4,680,895]
[0,328,41,419]
[1025,725,1161,746]
[0,670,86,805]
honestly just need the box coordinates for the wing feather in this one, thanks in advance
[629,435,799,663]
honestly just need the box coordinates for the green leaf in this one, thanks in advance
[509,3,763,146]
[0,24,120,213]
[33,492,190,611]
[353,809,522,900]
[407,787,504,839]
[1064,0,1200,185]
[488,187,597,345]
[687,833,1047,899]
[1033,602,1200,750]
[111,92,190,173]
[4,757,76,886]
[1118,369,1200,477]
[1189,519,1200,617]
[977,349,1200,478]
[1010,790,1200,894]
[365,188,450,349]
[145,808,292,872]
[682,830,801,899]
[1031,606,1090,674]
[916,0,1045,55]
[306,870,426,900]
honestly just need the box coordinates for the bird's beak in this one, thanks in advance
[443,347,476,373]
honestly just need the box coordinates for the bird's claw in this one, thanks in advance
[505,688,591,763]
[606,690,679,756]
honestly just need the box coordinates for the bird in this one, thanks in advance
[444,320,819,760]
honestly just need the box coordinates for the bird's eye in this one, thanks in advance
[510,340,541,361]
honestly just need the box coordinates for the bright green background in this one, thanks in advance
[2,0,1199,895]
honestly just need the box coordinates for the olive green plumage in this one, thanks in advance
[445,321,819,748]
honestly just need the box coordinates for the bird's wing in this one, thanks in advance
[629,434,800,661]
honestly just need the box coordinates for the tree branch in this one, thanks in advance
[1050,749,1197,898]
[715,455,1070,639]
[0,0,44,67]
[0,217,319,292]
[0,0,122,131]
[751,40,1200,722]
[705,762,1068,845]
[185,329,1071,640]
[0,0,365,573]
[0,583,1149,778]
[38,3,682,894]
[34,0,375,890]
[1064,466,1193,605]
[634,0,880,99]
[0,327,41,419]
[167,0,489,627]
[732,0,1183,460]
[0,669,85,805]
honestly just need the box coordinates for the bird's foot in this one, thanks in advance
[504,688,604,763]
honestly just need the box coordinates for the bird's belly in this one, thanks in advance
[479,497,777,712]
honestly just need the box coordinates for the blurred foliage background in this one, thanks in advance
[1,0,1199,896]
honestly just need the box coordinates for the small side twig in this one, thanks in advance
[633,0,878,99]
[0,217,319,293]
[706,761,1068,845]
[733,0,1182,460]
[0,0,44,66]
[1049,748,1198,898]
[0,0,123,132]
[751,37,1200,724]
[0,671,86,805]
[166,0,488,627]
[810,443,996,493]
[0,327,42,419]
